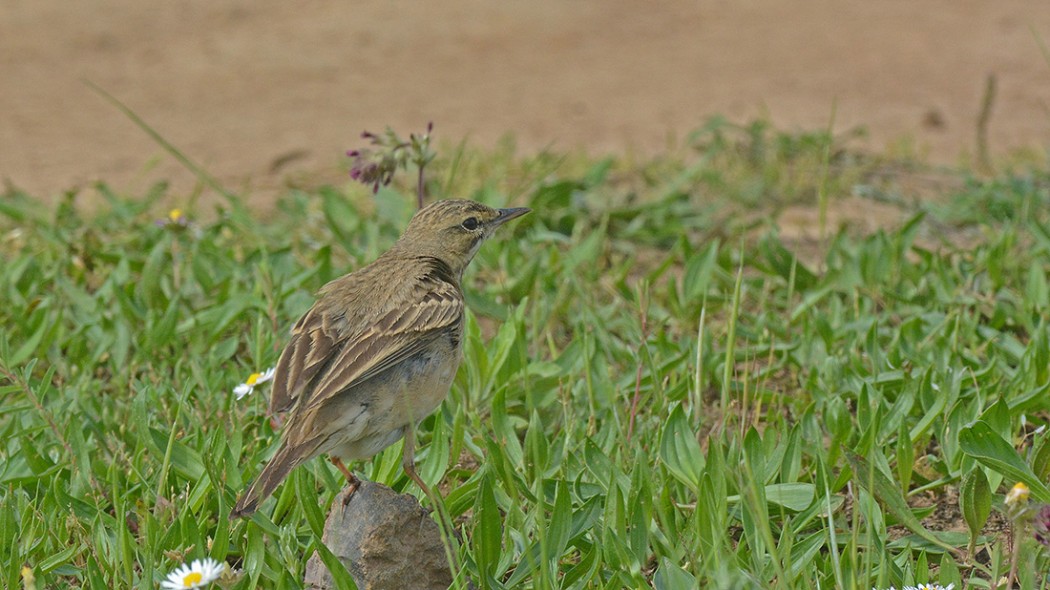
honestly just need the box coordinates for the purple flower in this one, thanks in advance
[347,148,397,193]
[1035,504,1050,547]
[345,124,435,203]
[155,208,190,229]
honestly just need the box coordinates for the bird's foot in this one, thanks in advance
[330,457,361,506]
[342,477,360,506]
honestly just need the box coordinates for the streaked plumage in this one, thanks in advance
[231,199,529,518]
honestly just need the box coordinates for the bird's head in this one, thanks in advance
[395,199,531,276]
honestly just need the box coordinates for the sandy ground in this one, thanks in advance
[3,0,1050,205]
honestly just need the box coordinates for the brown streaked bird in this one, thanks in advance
[231,199,530,519]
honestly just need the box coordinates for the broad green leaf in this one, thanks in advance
[313,539,359,590]
[959,468,991,554]
[896,420,915,492]
[781,424,802,482]
[9,319,45,367]
[682,241,720,301]
[977,398,1012,441]
[474,472,502,589]
[243,522,266,586]
[959,420,1050,502]
[561,542,600,587]
[743,427,766,484]
[909,369,949,443]
[137,238,169,307]
[321,188,362,251]
[788,531,826,578]
[766,483,815,511]
[844,449,958,554]
[569,495,603,540]
[939,550,963,588]
[419,410,449,486]
[628,482,649,563]
[1032,434,1050,483]
[484,300,524,392]
[146,296,181,352]
[547,479,572,561]
[295,469,326,539]
[653,557,697,590]
[150,428,205,482]
[524,410,548,481]
[886,531,972,551]
[727,483,815,512]
[659,405,704,490]
[37,544,78,574]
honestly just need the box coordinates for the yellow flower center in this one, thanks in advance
[169,209,184,222]
[246,373,261,386]
[183,572,202,587]
[1006,481,1030,506]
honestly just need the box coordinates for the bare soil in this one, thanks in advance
[3,0,1050,206]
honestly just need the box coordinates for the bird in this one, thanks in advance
[231,199,530,519]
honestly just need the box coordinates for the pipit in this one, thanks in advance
[231,199,529,518]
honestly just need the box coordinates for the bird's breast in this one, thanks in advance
[396,331,462,424]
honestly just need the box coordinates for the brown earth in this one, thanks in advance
[3,0,1050,206]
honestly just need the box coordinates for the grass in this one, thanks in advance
[3,119,1050,588]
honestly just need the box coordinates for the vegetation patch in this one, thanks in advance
[3,121,1050,588]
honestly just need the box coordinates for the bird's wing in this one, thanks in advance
[269,308,335,415]
[270,278,463,415]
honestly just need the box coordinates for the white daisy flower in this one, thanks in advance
[161,557,224,589]
[869,579,953,583]
[234,367,276,400]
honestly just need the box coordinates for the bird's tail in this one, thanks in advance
[230,443,310,519]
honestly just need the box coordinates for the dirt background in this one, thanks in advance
[4,0,1050,206]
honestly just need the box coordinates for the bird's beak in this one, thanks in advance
[493,207,531,227]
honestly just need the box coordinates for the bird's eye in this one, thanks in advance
[461,217,480,230]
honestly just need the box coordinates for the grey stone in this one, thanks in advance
[304,481,452,590]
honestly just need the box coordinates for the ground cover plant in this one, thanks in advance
[3,120,1050,588]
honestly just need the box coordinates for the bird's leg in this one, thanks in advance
[401,426,434,500]
[403,426,463,574]
[330,457,361,505]
[268,413,285,430]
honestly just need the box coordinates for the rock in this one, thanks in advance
[304,481,452,590]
